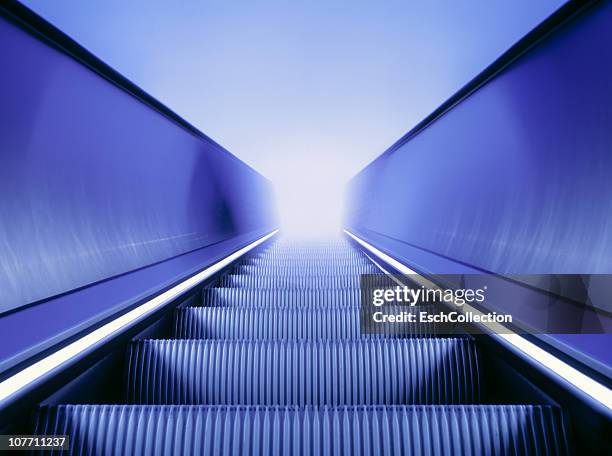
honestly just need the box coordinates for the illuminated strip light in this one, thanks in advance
[345,229,612,410]
[0,230,278,405]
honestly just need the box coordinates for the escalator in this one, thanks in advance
[32,238,570,455]
[1,1,611,454]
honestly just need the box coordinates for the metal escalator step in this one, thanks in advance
[251,254,368,262]
[232,264,380,275]
[257,246,362,254]
[201,288,363,307]
[33,404,569,456]
[238,257,374,266]
[125,338,480,405]
[217,275,362,289]
[241,247,371,259]
[173,306,436,339]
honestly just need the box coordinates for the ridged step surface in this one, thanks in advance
[33,404,569,456]
[173,307,436,339]
[218,274,362,289]
[254,248,366,256]
[249,253,368,261]
[125,338,480,405]
[200,288,363,307]
[232,264,380,275]
[239,257,373,267]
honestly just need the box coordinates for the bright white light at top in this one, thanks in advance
[270,156,348,237]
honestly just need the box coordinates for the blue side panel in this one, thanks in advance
[345,1,612,275]
[0,230,270,375]
[0,10,276,313]
[344,2,612,371]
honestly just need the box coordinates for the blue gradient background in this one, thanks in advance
[20,0,563,233]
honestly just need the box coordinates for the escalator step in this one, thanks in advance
[217,275,362,289]
[200,288,363,307]
[248,259,368,266]
[125,339,480,405]
[255,250,364,255]
[33,404,569,456]
[173,307,436,339]
[232,264,380,275]
[238,257,373,267]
